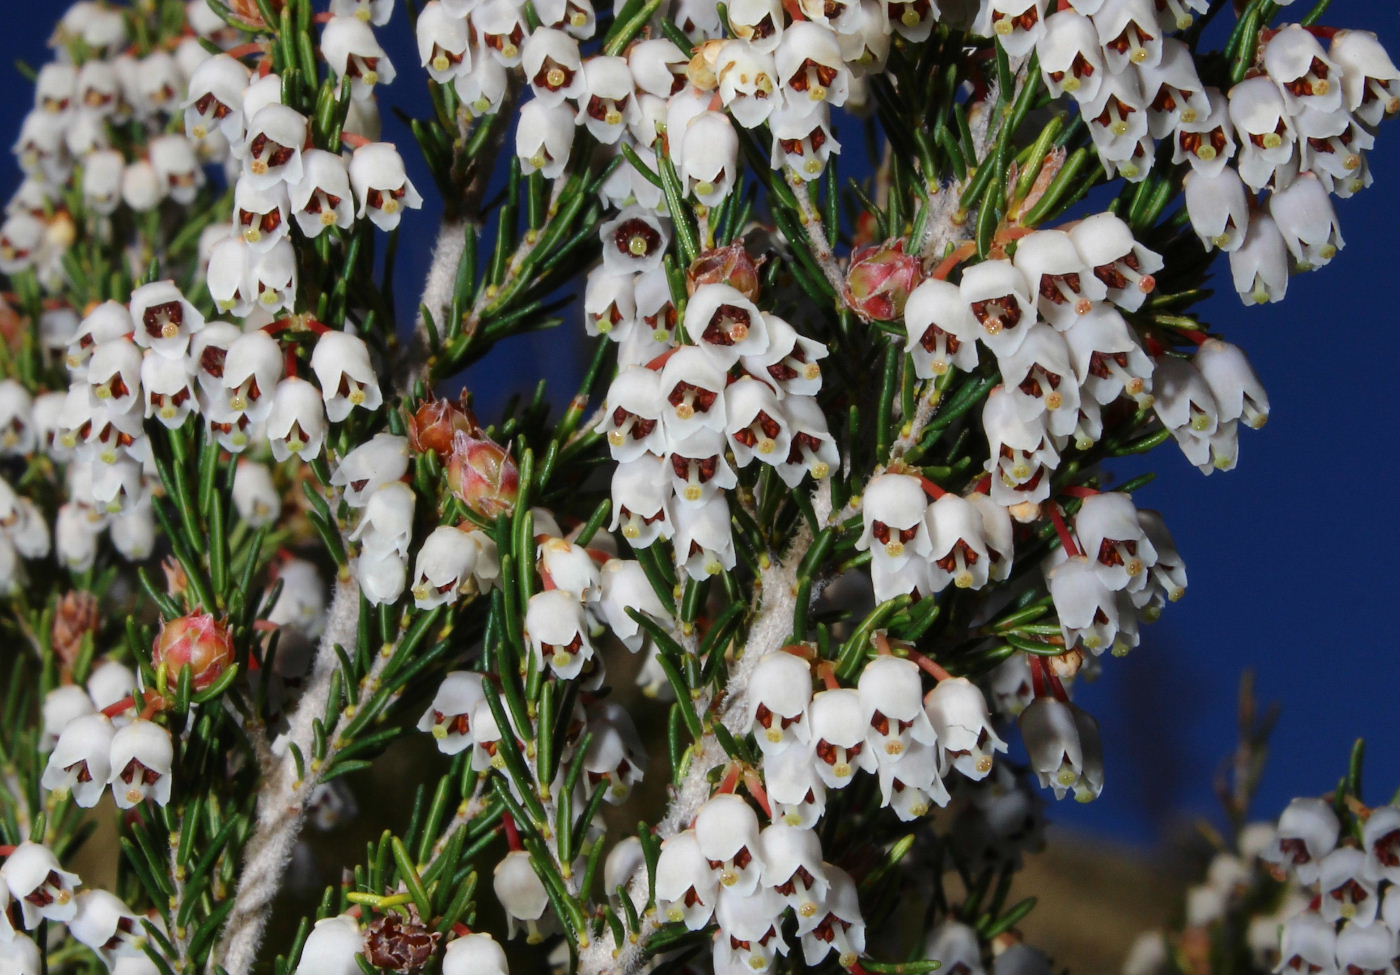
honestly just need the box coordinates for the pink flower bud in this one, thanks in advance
[447,430,519,519]
[153,612,235,690]
[845,239,922,321]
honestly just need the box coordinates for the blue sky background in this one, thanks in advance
[2,2,1394,847]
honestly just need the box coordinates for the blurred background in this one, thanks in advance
[2,2,1395,967]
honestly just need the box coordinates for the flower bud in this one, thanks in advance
[687,244,762,300]
[153,612,235,691]
[846,239,922,321]
[408,394,477,456]
[447,430,519,519]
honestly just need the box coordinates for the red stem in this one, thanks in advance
[902,648,953,683]
[917,474,948,501]
[815,662,842,691]
[643,347,679,371]
[452,922,474,937]
[0,845,15,856]
[716,762,742,796]
[1047,503,1082,558]
[502,812,523,852]
[742,769,772,819]
[1059,486,1101,499]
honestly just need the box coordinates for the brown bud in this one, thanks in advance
[52,591,99,670]
[446,430,519,520]
[152,613,235,690]
[686,244,763,300]
[408,394,478,457]
[364,906,441,974]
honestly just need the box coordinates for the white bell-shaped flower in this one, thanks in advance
[41,712,114,807]
[455,48,509,117]
[108,718,173,808]
[1230,211,1290,307]
[904,278,980,378]
[716,40,780,129]
[1140,39,1212,139]
[655,348,725,440]
[249,238,298,314]
[1037,11,1104,103]
[975,0,1048,58]
[414,525,496,608]
[90,458,145,515]
[858,655,937,759]
[599,206,669,277]
[516,100,575,179]
[765,742,827,828]
[924,921,985,975]
[356,550,407,606]
[1074,492,1157,594]
[681,111,738,206]
[1153,358,1222,473]
[1172,87,1236,178]
[322,15,396,99]
[1333,920,1394,975]
[800,864,866,968]
[629,38,688,97]
[857,472,932,573]
[232,461,280,528]
[924,494,988,591]
[240,104,306,190]
[769,102,841,180]
[351,481,415,559]
[184,54,250,142]
[268,560,329,638]
[713,886,790,971]
[522,28,583,106]
[925,677,1008,781]
[1316,848,1377,926]
[221,330,283,423]
[233,178,291,254]
[583,268,637,339]
[131,50,184,117]
[141,353,197,429]
[983,388,1059,509]
[77,59,123,118]
[1,842,80,926]
[538,536,597,602]
[0,212,44,276]
[68,888,144,959]
[1012,229,1107,329]
[1361,804,1400,885]
[32,394,68,456]
[597,559,671,652]
[111,502,156,562]
[1262,797,1340,884]
[960,259,1035,358]
[776,22,849,110]
[41,685,94,747]
[744,316,827,401]
[1193,339,1268,430]
[1227,77,1295,192]
[525,588,594,680]
[774,396,838,489]
[810,687,875,789]
[267,377,328,461]
[34,63,76,115]
[417,671,486,755]
[746,651,813,757]
[417,3,473,85]
[1182,166,1250,253]
[310,330,382,422]
[1268,172,1343,271]
[672,494,736,580]
[1068,212,1163,313]
[0,381,34,456]
[1047,555,1136,654]
[655,829,719,929]
[87,338,143,414]
[331,432,409,507]
[725,376,790,469]
[598,366,666,462]
[1264,25,1343,119]
[583,700,646,802]
[442,932,510,975]
[149,134,204,205]
[82,149,124,215]
[1085,72,1150,165]
[330,0,394,25]
[759,822,827,927]
[348,142,422,232]
[666,430,737,507]
[684,284,769,368]
[1276,911,1335,974]
[205,237,255,318]
[1331,29,1400,127]
[1062,305,1153,408]
[1094,0,1162,72]
[1019,696,1086,800]
[294,914,363,975]
[695,793,765,895]
[997,324,1081,437]
[1132,509,1186,615]
[494,850,551,942]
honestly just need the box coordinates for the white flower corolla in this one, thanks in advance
[108,718,173,808]
[599,206,669,277]
[809,688,875,789]
[656,829,719,929]
[185,322,239,409]
[86,338,143,415]
[416,2,472,85]
[1047,555,1136,654]
[671,494,736,580]
[769,102,841,180]
[249,239,298,314]
[742,313,828,399]
[455,47,509,117]
[800,863,866,968]
[875,735,948,820]
[1172,87,1236,178]
[1295,103,1372,197]
[927,677,1009,782]
[522,28,583,106]
[356,550,407,606]
[886,0,935,42]
[1060,307,1151,411]
[294,914,363,975]
[227,461,279,529]
[267,559,328,638]
[746,651,813,756]
[129,280,204,361]
[758,822,827,927]
[321,16,396,99]
[41,685,94,748]
[149,134,203,205]
[138,349,195,430]
[605,836,645,912]
[857,472,932,579]
[412,525,496,609]
[583,268,636,339]
[1037,11,1105,102]
[494,850,551,942]
[1093,0,1162,73]
[597,559,672,652]
[524,588,594,680]
[0,531,22,593]
[1276,910,1336,974]
[331,432,410,507]
[537,536,597,602]
[14,110,70,184]
[601,141,665,211]
[920,493,987,591]
[1019,696,1087,800]
[203,237,254,319]
[1333,920,1394,975]
[924,921,986,975]
[41,713,114,807]
[349,142,423,233]
[765,743,827,828]
[417,671,486,755]
[725,377,791,468]
[1263,798,1341,884]
[1015,232,1109,333]
[1264,25,1343,121]
[266,378,327,462]
[34,63,76,116]
[1084,72,1151,168]
[351,482,415,559]
[1129,509,1185,616]
[1227,77,1296,193]
[1315,848,1377,926]
[959,259,1035,358]
[287,150,353,237]
[131,50,184,117]
[233,178,290,253]
[310,330,382,422]
[183,54,249,142]
[1073,492,1156,596]
[86,661,136,721]
[634,266,678,343]
[110,502,156,562]
[714,886,790,971]
[240,104,306,190]
[774,396,838,489]
[1268,172,1343,271]
[1182,166,1250,254]
[90,458,145,515]
[76,59,123,119]
[858,656,937,765]
[81,149,124,215]
[1071,213,1164,315]
[535,0,595,37]
[997,324,1080,436]
[684,284,768,368]
[982,387,1059,511]
[2,842,80,926]
[1,496,47,563]
[837,0,893,72]
[975,0,1048,57]
[442,932,510,975]
[515,100,575,179]
[903,277,981,379]
[598,366,666,462]
[681,111,739,205]
[583,700,646,802]
[629,38,688,99]
[775,21,849,110]
[68,888,144,959]
[0,380,33,456]
[1331,29,1400,127]
[695,793,765,894]
[1361,805,1400,884]
[0,212,44,276]
[0,933,40,973]
[1192,339,1268,433]
[715,40,780,129]
[330,0,394,25]
[1229,211,1292,309]
[657,348,727,440]
[220,330,283,424]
